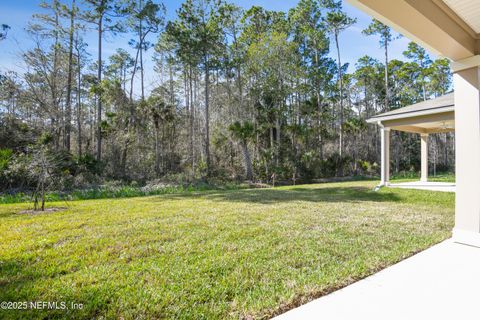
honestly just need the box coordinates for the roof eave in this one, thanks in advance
[366,106,455,124]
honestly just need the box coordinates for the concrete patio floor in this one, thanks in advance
[274,240,480,320]
[389,181,455,192]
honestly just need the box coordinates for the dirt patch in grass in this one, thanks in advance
[18,207,67,215]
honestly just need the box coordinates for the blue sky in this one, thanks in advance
[0,0,434,96]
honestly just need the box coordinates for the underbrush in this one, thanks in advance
[0,180,247,204]
[1,172,455,205]
[390,171,455,182]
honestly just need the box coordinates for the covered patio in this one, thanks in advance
[276,0,480,318]
[367,93,455,191]
[389,181,456,192]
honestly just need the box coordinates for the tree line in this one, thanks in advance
[0,0,453,193]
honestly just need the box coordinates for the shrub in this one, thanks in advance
[0,148,13,187]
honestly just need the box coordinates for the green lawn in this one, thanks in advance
[390,172,455,183]
[0,181,454,319]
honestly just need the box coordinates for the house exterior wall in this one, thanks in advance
[348,0,480,246]
[452,67,480,245]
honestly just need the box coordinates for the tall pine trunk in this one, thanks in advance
[204,56,211,176]
[189,66,195,173]
[96,15,103,161]
[154,118,160,176]
[241,140,253,181]
[384,41,389,110]
[52,4,60,150]
[314,46,324,160]
[139,0,145,101]
[65,0,75,152]
[335,32,344,158]
[75,32,82,158]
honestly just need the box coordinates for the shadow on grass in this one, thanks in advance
[0,211,18,219]
[151,186,402,204]
[0,256,112,319]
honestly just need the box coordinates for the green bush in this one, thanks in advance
[0,180,248,204]
[0,148,13,171]
[0,148,13,189]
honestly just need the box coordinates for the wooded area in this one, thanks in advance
[0,0,454,195]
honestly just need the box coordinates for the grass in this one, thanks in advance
[390,171,455,183]
[0,181,454,319]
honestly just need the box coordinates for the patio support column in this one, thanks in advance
[420,133,428,182]
[380,126,390,186]
[452,64,480,247]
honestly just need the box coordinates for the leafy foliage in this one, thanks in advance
[0,0,454,197]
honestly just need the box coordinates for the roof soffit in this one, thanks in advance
[347,0,479,60]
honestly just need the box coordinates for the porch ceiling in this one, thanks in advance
[347,0,480,61]
[388,118,455,134]
[443,0,480,34]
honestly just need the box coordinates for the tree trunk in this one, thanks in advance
[139,1,145,101]
[444,133,449,169]
[52,4,60,150]
[75,32,82,158]
[384,41,389,110]
[335,32,344,158]
[121,142,128,179]
[241,141,253,181]
[41,179,45,211]
[129,41,140,103]
[275,115,280,167]
[65,0,75,152]
[96,15,103,161]
[169,62,174,105]
[314,47,323,160]
[154,120,160,176]
[204,56,211,176]
[189,66,195,173]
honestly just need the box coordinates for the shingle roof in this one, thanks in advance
[366,93,454,123]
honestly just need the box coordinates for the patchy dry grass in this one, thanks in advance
[0,181,454,319]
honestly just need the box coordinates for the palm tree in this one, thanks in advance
[229,121,255,181]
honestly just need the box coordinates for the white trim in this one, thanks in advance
[378,122,390,131]
[420,133,429,182]
[366,107,454,124]
[380,127,390,186]
[451,55,480,72]
[452,228,480,248]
